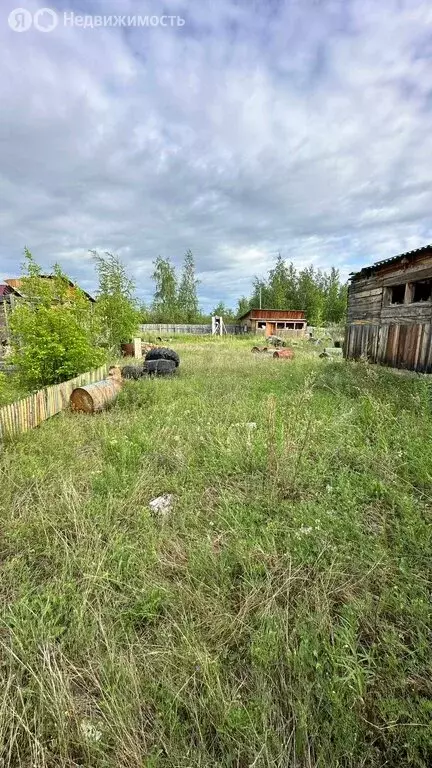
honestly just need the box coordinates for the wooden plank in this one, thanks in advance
[381,304,432,320]
[349,294,383,306]
[361,326,368,357]
[377,325,387,363]
[348,287,383,300]
[413,324,423,370]
[348,300,383,315]
[425,324,432,373]
[404,325,414,369]
[348,310,382,322]
[418,324,429,371]
[347,310,382,322]
[385,325,395,366]
[380,264,432,287]
[350,277,378,290]
[365,326,378,361]
[397,325,408,367]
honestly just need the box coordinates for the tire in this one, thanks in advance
[145,347,180,368]
[121,365,144,380]
[143,359,177,377]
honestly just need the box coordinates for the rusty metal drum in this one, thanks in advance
[273,348,294,360]
[70,378,122,414]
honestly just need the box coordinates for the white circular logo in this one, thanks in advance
[33,7,58,32]
[8,8,32,31]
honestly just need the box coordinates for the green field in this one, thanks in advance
[1,338,431,767]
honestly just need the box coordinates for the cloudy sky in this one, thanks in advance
[1,0,432,310]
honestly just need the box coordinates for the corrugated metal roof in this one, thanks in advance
[350,244,432,280]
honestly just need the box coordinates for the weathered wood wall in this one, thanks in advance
[345,254,432,372]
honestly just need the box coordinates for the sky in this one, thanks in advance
[1,0,432,311]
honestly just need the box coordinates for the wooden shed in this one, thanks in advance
[238,309,307,338]
[345,245,432,372]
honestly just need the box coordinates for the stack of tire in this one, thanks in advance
[121,347,180,380]
[143,347,180,376]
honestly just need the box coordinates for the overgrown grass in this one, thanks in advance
[0,339,431,767]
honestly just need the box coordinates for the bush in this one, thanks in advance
[9,251,106,388]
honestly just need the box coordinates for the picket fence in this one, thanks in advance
[0,364,109,441]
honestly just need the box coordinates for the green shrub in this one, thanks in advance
[9,250,106,388]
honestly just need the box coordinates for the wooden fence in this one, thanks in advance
[140,323,243,335]
[0,364,109,441]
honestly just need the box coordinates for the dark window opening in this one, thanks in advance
[276,322,285,329]
[286,322,295,329]
[412,280,432,303]
[390,284,405,304]
[295,322,303,330]
[257,321,266,328]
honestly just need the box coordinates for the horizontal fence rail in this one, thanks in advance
[0,364,109,441]
[140,323,243,335]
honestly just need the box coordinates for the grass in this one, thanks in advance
[0,337,431,767]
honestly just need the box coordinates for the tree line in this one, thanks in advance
[142,251,348,326]
[8,248,347,388]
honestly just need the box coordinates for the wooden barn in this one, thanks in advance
[238,308,307,338]
[345,245,432,372]
[3,276,95,304]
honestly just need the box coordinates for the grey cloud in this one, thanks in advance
[1,0,432,310]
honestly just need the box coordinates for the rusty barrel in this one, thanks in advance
[120,342,135,357]
[70,378,122,414]
[273,348,294,360]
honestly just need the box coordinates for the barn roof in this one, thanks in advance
[0,283,21,297]
[4,276,95,302]
[237,308,306,321]
[350,244,432,280]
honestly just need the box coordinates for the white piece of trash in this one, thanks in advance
[80,720,102,743]
[149,494,176,518]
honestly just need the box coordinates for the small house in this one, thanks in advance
[0,276,95,348]
[3,276,95,303]
[345,244,432,372]
[238,308,307,337]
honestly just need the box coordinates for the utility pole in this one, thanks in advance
[259,286,262,309]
